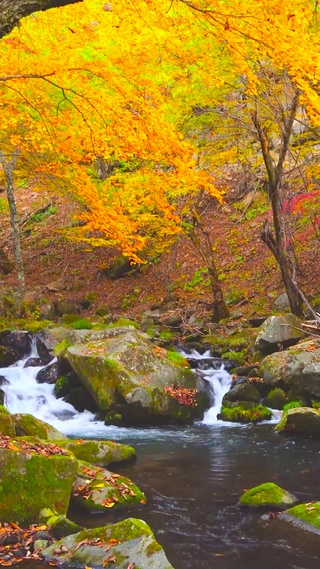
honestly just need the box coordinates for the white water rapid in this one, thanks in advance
[180,349,232,425]
[1,341,234,437]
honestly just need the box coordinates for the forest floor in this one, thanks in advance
[0,180,319,328]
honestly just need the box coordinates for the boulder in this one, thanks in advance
[36,362,60,384]
[255,315,305,354]
[58,439,135,467]
[0,331,32,360]
[41,518,174,569]
[279,502,320,534]
[260,339,320,398]
[275,407,320,434]
[65,327,209,424]
[222,380,261,404]
[12,413,66,440]
[0,438,77,525]
[238,482,298,510]
[71,461,146,513]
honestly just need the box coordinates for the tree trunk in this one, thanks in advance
[0,0,83,38]
[0,150,25,298]
[188,212,229,322]
[252,93,304,317]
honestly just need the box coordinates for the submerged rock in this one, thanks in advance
[275,407,320,434]
[238,482,298,510]
[279,502,320,534]
[41,518,175,569]
[71,461,146,513]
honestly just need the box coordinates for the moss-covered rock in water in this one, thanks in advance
[279,502,320,534]
[0,406,15,436]
[65,327,209,424]
[238,482,298,510]
[58,439,135,467]
[47,515,83,539]
[71,461,146,513]
[41,518,174,569]
[264,388,287,409]
[0,439,77,525]
[12,413,66,440]
[219,404,271,423]
[275,407,320,434]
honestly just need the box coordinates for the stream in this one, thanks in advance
[1,345,320,569]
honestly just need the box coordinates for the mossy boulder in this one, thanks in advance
[255,314,305,354]
[222,381,261,404]
[260,339,320,398]
[58,439,136,467]
[279,502,320,534]
[41,518,174,569]
[47,515,83,539]
[71,461,146,513]
[12,413,66,440]
[238,482,298,510]
[65,327,209,424]
[0,438,77,525]
[0,406,15,436]
[219,403,272,423]
[275,407,320,434]
[264,388,287,409]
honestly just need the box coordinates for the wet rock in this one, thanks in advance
[279,502,320,534]
[238,482,298,510]
[12,413,66,440]
[24,357,42,367]
[41,518,174,569]
[71,460,146,513]
[36,362,60,384]
[275,407,320,435]
[0,331,32,361]
[58,439,136,467]
[0,441,77,525]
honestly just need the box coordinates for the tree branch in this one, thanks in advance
[0,0,83,38]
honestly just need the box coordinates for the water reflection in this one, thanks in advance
[71,424,320,569]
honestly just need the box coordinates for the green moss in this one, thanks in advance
[0,408,15,436]
[146,541,162,556]
[222,351,246,365]
[166,350,190,368]
[265,388,287,409]
[103,357,122,373]
[69,318,93,330]
[312,401,320,409]
[239,482,297,509]
[0,446,76,525]
[283,400,304,412]
[282,502,320,533]
[109,318,140,329]
[220,404,272,423]
[159,330,175,340]
[54,339,71,357]
[58,439,136,466]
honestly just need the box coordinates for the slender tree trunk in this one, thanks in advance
[0,150,25,298]
[0,0,83,38]
[252,91,304,316]
[188,213,229,322]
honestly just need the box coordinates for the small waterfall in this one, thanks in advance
[180,349,232,425]
[0,345,111,438]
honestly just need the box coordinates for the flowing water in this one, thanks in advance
[1,345,320,569]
